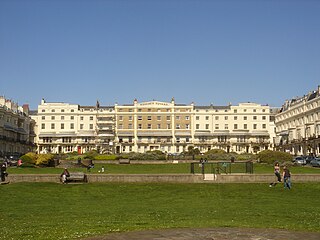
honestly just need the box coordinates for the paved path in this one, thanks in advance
[85,228,320,240]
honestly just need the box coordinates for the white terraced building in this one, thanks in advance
[31,98,276,155]
[275,85,320,156]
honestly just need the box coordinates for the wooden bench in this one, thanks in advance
[66,172,87,183]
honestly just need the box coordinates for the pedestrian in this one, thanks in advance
[101,166,105,173]
[1,163,8,182]
[282,166,291,189]
[60,168,70,184]
[17,159,22,167]
[269,162,281,187]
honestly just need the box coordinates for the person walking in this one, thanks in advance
[269,162,281,187]
[282,166,291,189]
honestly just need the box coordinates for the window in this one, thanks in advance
[234,109,237,113]
[71,109,74,112]
[51,109,55,112]
[185,116,190,120]
[61,116,65,120]
[262,124,266,129]
[157,124,161,129]
[138,116,142,120]
[196,116,199,120]
[70,123,74,129]
[244,116,247,120]
[253,116,257,120]
[196,124,199,130]
[176,124,180,129]
[42,109,45,112]
[129,116,133,121]
[206,116,209,120]
[71,116,74,120]
[234,116,237,120]
[118,124,123,129]
[61,123,64,129]
[80,124,83,129]
[80,116,83,121]
[51,116,55,120]
[148,124,152,129]
[147,116,152,120]
[215,116,219,120]
[215,124,219,129]
[167,124,171,129]
[262,116,266,120]
[61,109,65,112]
[138,124,142,129]
[205,124,209,129]
[42,116,45,120]
[41,123,45,129]
[186,124,190,129]
[225,124,228,130]
[128,124,133,129]
[224,116,228,120]
[119,116,123,121]
[176,116,180,120]
[51,123,55,129]
[253,109,256,112]
[234,124,238,130]
[166,116,170,121]
[253,124,257,129]
[157,116,161,121]
[244,124,247,129]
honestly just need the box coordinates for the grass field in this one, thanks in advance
[0,182,320,240]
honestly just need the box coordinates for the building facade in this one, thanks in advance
[32,99,114,154]
[0,96,35,156]
[193,103,275,154]
[31,98,275,155]
[114,98,193,154]
[275,86,320,156]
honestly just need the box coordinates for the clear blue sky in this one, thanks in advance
[1,0,319,110]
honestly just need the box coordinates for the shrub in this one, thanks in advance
[94,155,118,160]
[23,152,37,164]
[35,154,55,166]
[20,154,34,165]
[257,150,292,164]
[83,150,99,160]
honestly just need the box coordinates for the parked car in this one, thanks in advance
[293,156,306,165]
[310,158,320,167]
[305,156,316,164]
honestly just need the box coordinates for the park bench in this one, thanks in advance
[66,172,88,183]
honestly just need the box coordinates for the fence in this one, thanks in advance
[190,161,253,174]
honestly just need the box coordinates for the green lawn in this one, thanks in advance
[7,162,320,175]
[0,182,320,240]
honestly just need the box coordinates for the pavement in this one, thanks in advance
[84,227,320,240]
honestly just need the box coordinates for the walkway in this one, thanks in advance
[85,227,320,240]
